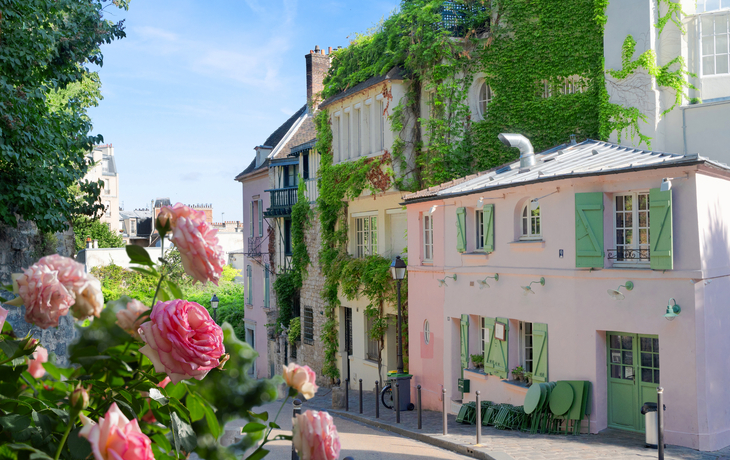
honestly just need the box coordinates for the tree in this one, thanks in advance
[72,215,125,252]
[0,0,127,233]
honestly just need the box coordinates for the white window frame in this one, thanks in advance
[104,200,111,218]
[519,321,534,374]
[355,214,377,258]
[424,320,431,345]
[478,81,493,118]
[423,213,434,262]
[697,0,730,13]
[475,209,484,250]
[700,11,730,76]
[520,201,541,240]
[377,97,385,151]
[354,105,361,157]
[343,109,351,160]
[130,218,137,236]
[332,112,341,162]
[613,191,651,265]
[366,314,379,361]
[480,317,488,355]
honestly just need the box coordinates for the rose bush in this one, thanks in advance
[293,410,341,460]
[80,403,155,460]
[116,299,149,340]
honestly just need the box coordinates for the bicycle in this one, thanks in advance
[380,383,415,411]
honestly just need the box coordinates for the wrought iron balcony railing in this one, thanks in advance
[607,248,650,261]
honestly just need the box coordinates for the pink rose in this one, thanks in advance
[116,300,150,340]
[293,410,341,460]
[158,203,225,285]
[282,363,318,400]
[138,299,224,384]
[17,263,74,329]
[157,376,171,389]
[80,402,154,460]
[38,255,103,321]
[27,345,48,379]
[0,306,8,331]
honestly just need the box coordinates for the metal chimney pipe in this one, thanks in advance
[498,133,536,169]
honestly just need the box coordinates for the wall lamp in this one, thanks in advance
[477,274,499,289]
[477,195,506,207]
[429,203,455,214]
[521,277,545,295]
[660,173,689,192]
[530,189,560,210]
[438,274,457,287]
[664,298,681,321]
[607,281,634,300]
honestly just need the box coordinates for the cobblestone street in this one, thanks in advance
[302,388,730,460]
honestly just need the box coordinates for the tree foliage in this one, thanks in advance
[72,215,125,252]
[0,0,127,232]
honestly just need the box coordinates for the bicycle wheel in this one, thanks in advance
[380,385,394,410]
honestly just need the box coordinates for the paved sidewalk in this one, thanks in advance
[302,388,730,460]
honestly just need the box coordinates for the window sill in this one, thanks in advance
[363,360,378,369]
[421,261,434,266]
[508,240,545,252]
[502,379,531,390]
[462,252,489,266]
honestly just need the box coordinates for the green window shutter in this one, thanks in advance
[482,317,496,374]
[575,192,604,268]
[249,201,254,238]
[490,317,509,379]
[650,188,673,270]
[246,266,252,304]
[460,314,469,369]
[456,207,467,253]
[531,323,548,383]
[258,199,264,236]
[483,204,495,253]
[264,265,270,308]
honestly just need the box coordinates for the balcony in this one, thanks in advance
[264,180,319,218]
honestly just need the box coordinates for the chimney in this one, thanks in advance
[306,45,332,108]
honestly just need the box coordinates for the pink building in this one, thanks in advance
[402,135,730,451]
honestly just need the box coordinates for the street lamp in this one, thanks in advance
[210,294,219,323]
[390,256,407,374]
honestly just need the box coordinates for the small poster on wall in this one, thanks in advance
[495,321,506,341]
[611,351,621,364]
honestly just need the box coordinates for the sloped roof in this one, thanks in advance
[403,139,730,203]
[235,157,270,181]
[319,67,407,109]
[272,115,316,160]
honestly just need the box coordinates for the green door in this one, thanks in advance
[607,333,659,432]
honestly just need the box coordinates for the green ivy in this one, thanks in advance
[288,316,301,343]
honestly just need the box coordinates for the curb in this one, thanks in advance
[326,408,500,460]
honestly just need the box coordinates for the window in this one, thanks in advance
[478,82,493,118]
[378,100,385,151]
[264,264,270,308]
[698,0,730,12]
[249,201,254,237]
[302,153,310,179]
[103,179,110,195]
[521,201,541,239]
[366,314,379,361]
[333,115,341,160]
[519,321,534,373]
[424,320,430,345]
[104,200,111,218]
[130,219,137,236]
[355,216,377,257]
[302,307,314,345]
[423,214,434,261]
[614,192,650,263]
[480,317,488,356]
[702,13,730,75]
[354,107,361,157]
[246,265,253,305]
[258,199,264,236]
[344,111,351,159]
[284,165,298,188]
[476,210,484,249]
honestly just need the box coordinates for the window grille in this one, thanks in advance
[303,307,314,345]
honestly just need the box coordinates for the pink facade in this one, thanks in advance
[404,140,730,451]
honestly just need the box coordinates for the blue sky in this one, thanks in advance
[88,0,398,221]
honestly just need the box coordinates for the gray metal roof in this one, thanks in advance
[403,139,730,203]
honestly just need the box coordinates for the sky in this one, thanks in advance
[88,0,399,222]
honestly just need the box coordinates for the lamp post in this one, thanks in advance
[390,256,407,374]
[210,294,219,323]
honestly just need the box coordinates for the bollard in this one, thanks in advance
[443,388,448,435]
[359,379,363,414]
[375,381,380,419]
[292,399,302,460]
[658,387,664,460]
[345,378,349,412]
[476,391,482,445]
[395,382,401,423]
[417,385,422,430]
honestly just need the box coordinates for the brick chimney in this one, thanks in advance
[305,45,331,108]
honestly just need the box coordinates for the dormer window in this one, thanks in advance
[521,201,541,240]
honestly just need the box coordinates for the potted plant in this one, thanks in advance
[470,354,484,370]
[524,372,533,386]
[511,365,525,381]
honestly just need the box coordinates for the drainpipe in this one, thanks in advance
[498,133,536,169]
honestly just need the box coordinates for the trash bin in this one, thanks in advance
[389,373,415,411]
[641,402,658,448]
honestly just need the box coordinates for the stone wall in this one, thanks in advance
[0,219,77,366]
[297,210,330,387]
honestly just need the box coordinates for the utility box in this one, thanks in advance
[458,378,471,393]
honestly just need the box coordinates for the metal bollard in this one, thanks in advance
[476,391,482,445]
[375,381,380,419]
[443,388,448,435]
[292,399,302,460]
[417,385,422,429]
[658,387,664,460]
[395,382,401,423]
[345,378,349,412]
[359,379,363,414]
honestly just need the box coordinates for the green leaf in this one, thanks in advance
[186,393,205,422]
[151,433,172,453]
[129,266,159,278]
[126,245,154,267]
[248,410,268,422]
[170,411,197,454]
[112,398,136,421]
[268,421,280,429]
[67,428,92,460]
[203,403,222,439]
[240,422,267,433]
[166,280,183,300]
[5,443,52,460]
[0,414,31,432]
[149,388,168,406]
[246,447,269,460]
[165,381,187,400]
